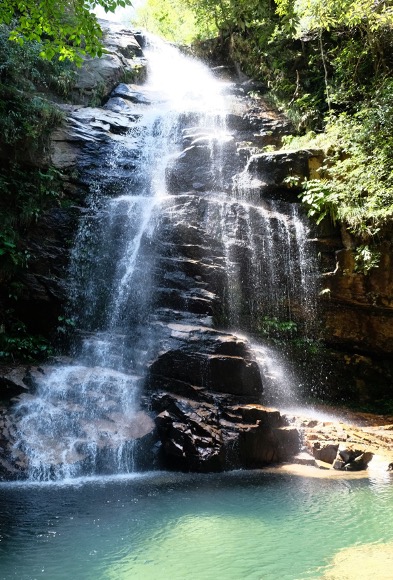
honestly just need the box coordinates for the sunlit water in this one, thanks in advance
[1,471,393,580]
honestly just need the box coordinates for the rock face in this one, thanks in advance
[142,323,301,471]
[0,25,306,479]
[0,21,148,340]
[153,393,299,471]
[147,326,261,400]
[312,215,393,404]
[71,20,147,104]
[2,21,392,480]
[322,243,393,354]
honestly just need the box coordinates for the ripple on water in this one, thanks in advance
[0,471,392,580]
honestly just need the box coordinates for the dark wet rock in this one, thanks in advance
[0,364,158,479]
[0,365,53,401]
[144,315,302,470]
[152,392,299,471]
[51,105,141,170]
[148,348,261,399]
[104,96,134,113]
[238,424,300,467]
[154,396,223,471]
[166,133,241,192]
[0,368,31,400]
[338,447,362,464]
[9,207,78,336]
[147,324,262,401]
[246,150,317,193]
[111,83,151,104]
[344,451,374,471]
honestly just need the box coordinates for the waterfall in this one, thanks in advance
[9,38,232,481]
[8,35,319,480]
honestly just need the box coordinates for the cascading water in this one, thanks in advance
[9,37,231,481]
[2,28,392,580]
[8,34,319,481]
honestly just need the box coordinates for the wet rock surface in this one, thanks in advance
[0,364,156,479]
[151,392,299,471]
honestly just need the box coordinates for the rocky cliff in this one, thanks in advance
[0,21,392,480]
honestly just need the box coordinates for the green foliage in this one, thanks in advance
[0,0,132,63]
[135,0,393,243]
[354,245,381,274]
[297,93,393,238]
[0,25,68,361]
[258,316,298,341]
[0,89,64,148]
[0,24,77,96]
[0,23,69,158]
[0,164,63,280]
[134,0,201,43]
[0,311,54,362]
[57,315,76,336]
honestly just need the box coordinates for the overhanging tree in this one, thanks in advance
[0,0,132,62]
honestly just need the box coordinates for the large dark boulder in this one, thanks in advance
[152,392,300,471]
[146,324,263,402]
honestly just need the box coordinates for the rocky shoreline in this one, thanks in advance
[1,361,392,478]
[284,408,393,473]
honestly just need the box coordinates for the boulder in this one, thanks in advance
[110,83,151,104]
[100,21,144,59]
[152,392,299,471]
[312,442,339,464]
[245,150,319,195]
[71,21,146,105]
[344,451,374,471]
[147,325,263,401]
[155,403,223,472]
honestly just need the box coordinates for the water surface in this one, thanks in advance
[1,470,392,579]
